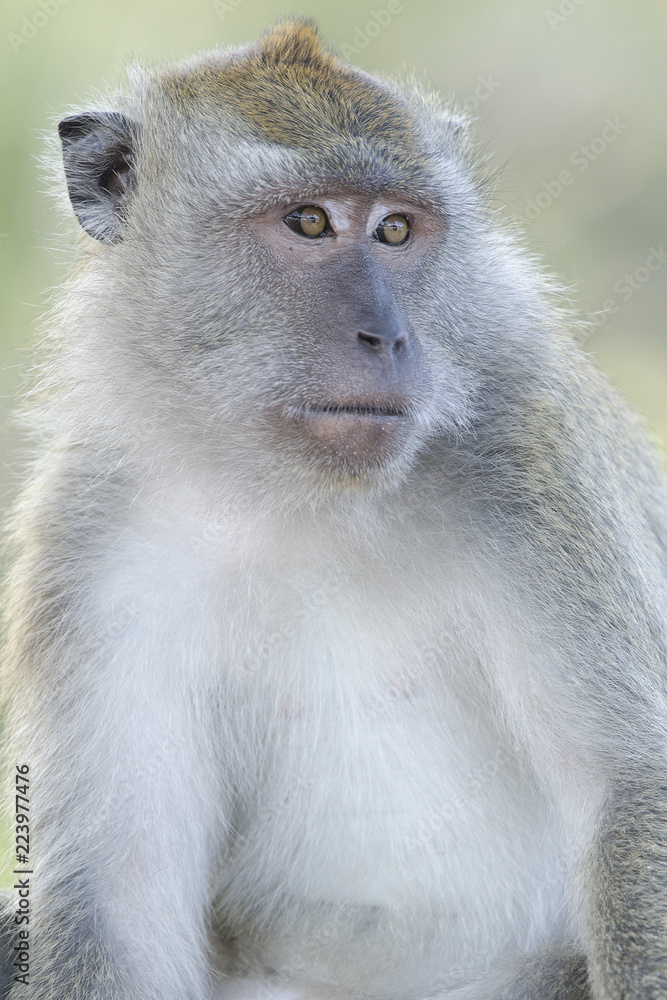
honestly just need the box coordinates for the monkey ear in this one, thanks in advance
[58,112,137,244]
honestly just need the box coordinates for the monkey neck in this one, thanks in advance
[123,451,451,576]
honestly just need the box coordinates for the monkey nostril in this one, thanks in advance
[358,331,382,350]
[358,331,406,354]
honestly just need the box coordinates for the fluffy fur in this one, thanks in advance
[2,17,667,1000]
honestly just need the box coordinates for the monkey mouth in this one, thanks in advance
[304,404,409,419]
[283,401,414,469]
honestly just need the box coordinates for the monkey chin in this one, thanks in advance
[287,407,418,488]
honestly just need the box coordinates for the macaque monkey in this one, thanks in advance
[2,17,667,1000]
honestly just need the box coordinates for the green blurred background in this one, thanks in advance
[1,0,666,497]
[0,0,665,885]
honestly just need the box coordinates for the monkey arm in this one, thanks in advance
[582,782,667,1000]
[2,465,224,1000]
[503,380,667,1000]
[436,355,667,1000]
[4,644,220,1000]
[432,946,589,1000]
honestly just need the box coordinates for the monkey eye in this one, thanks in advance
[284,205,331,238]
[373,214,410,246]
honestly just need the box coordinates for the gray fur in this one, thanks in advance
[2,18,667,1000]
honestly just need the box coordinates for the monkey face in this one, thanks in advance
[240,193,439,475]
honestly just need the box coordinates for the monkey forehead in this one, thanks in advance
[184,134,456,218]
[154,19,443,171]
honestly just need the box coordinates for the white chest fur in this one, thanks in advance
[206,536,566,994]
[100,501,569,997]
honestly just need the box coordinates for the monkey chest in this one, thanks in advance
[211,606,565,995]
[216,596,564,928]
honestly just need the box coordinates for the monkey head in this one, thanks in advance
[56,19,553,502]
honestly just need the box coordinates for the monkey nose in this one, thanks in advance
[357,329,406,357]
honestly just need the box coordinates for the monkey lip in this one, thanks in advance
[284,402,413,467]
[304,404,409,419]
